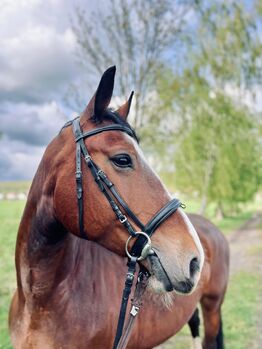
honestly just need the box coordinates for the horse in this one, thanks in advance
[9,66,229,349]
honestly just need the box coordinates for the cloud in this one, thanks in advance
[1,101,68,146]
[0,100,70,180]
[0,28,77,103]
[0,0,80,104]
[0,138,46,180]
[0,0,85,180]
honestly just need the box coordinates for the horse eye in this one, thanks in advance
[110,154,133,168]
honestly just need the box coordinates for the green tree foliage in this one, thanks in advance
[155,0,262,214]
[191,0,262,88]
[173,93,261,214]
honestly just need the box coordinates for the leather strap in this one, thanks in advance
[115,270,149,349]
[97,170,145,231]
[130,198,181,257]
[73,120,85,238]
[145,198,181,235]
[75,124,136,142]
[112,257,137,349]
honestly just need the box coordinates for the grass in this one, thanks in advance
[181,192,262,236]
[215,211,254,235]
[171,271,262,349]
[0,201,24,349]
[0,181,31,194]
[183,203,254,236]
[223,271,262,349]
[247,243,262,256]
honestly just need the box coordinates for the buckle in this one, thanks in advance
[77,187,82,199]
[85,155,92,162]
[130,305,140,317]
[119,215,127,224]
[97,169,105,178]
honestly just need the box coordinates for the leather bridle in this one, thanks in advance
[71,116,182,349]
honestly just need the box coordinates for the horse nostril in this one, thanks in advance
[189,257,200,279]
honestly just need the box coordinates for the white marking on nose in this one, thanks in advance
[179,209,205,271]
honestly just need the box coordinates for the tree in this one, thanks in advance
[70,0,194,127]
[154,0,262,214]
[173,93,261,215]
[70,0,262,214]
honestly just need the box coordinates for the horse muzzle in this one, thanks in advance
[145,249,201,295]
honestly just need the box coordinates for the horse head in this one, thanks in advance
[53,66,204,295]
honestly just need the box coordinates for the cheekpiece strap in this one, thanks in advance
[73,118,86,239]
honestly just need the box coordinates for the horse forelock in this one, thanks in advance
[60,110,139,143]
[93,109,139,143]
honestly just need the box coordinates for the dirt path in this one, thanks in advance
[158,213,262,349]
[229,213,262,347]
[229,213,262,275]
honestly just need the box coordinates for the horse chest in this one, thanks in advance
[15,240,203,349]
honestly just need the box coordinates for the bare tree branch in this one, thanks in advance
[70,0,194,127]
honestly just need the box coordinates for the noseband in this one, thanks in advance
[72,117,182,348]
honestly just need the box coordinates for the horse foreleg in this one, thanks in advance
[188,307,202,349]
[201,296,224,349]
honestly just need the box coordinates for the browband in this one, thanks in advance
[75,124,137,142]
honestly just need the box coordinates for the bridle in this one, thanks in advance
[71,116,182,349]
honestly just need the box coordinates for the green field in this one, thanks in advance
[0,201,24,349]
[171,271,262,349]
[0,188,262,348]
[0,181,31,195]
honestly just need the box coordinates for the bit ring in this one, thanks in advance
[125,232,151,261]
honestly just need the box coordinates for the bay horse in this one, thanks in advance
[9,66,229,349]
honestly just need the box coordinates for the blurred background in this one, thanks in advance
[0,0,261,348]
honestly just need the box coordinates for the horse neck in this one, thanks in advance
[14,147,65,294]
[16,173,124,305]
[15,134,126,306]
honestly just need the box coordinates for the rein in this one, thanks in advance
[72,117,182,349]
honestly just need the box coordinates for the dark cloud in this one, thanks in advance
[0,1,86,180]
[0,101,71,180]
[1,102,68,146]
[0,138,45,180]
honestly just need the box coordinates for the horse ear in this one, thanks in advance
[116,91,134,121]
[84,66,116,122]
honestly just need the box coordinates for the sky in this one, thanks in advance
[0,0,261,181]
[0,0,89,180]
